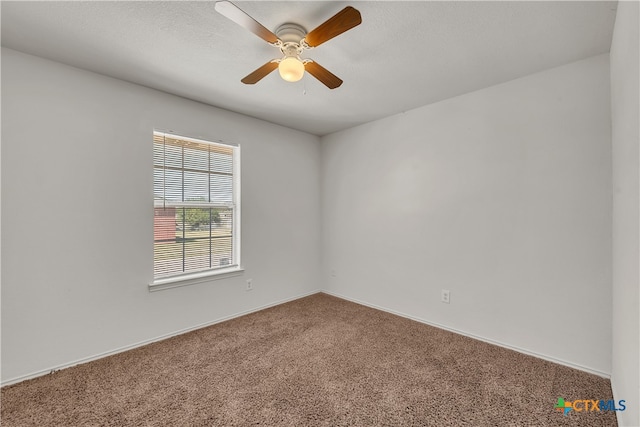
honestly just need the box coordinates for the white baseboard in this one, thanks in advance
[4,289,609,387]
[1,289,322,387]
[321,290,611,379]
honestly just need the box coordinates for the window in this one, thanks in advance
[153,131,240,285]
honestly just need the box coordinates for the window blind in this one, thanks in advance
[153,132,238,279]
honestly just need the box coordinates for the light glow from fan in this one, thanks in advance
[278,57,304,82]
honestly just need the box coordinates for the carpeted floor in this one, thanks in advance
[1,293,617,426]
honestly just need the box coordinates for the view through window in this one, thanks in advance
[153,132,239,280]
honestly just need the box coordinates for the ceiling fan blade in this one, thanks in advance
[241,61,279,84]
[304,61,343,89]
[215,1,280,44]
[304,6,362,48]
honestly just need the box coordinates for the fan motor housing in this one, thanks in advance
[275,23,307,43]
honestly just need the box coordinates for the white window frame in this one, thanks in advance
[150,131,243,292]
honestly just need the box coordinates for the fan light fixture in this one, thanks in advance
[278,57,305,82]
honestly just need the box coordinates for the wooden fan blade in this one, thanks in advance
[304,6,362,47]
[241,61,279,84]
[304,61,343,89]
[215,1,279,44]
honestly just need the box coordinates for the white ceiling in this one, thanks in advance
[1,1,617,136]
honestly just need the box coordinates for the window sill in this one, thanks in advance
[149,266,245,292]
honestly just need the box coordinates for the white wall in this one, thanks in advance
[321,54,612,374]
[610,1,640,425]
[1,48,321,383]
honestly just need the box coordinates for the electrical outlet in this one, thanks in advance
[441,289,450,304]
[246,279,253,291]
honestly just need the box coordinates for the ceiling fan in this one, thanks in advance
[215,1,362,89]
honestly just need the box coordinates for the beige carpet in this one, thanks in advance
[1,293,617,426]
